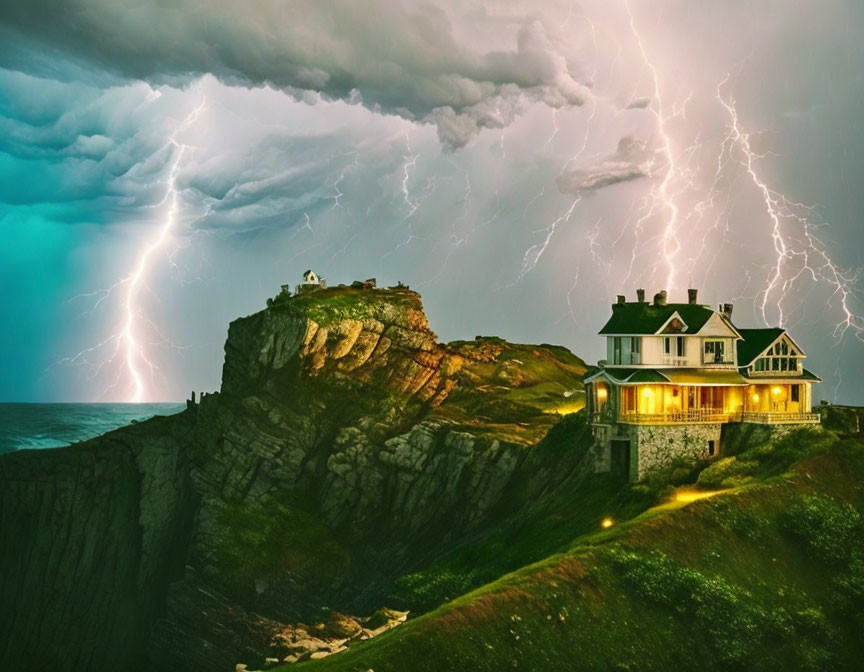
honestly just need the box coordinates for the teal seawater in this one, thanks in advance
[0,403,185,455]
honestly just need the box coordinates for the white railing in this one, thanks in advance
[701,357,735,366]
[660,355,688,366]
[738,412,820,424]
[619,409,732,424]
[615,410,821,425]
[748,369,804,377]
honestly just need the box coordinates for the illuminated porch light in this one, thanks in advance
[772,386,782,397]
[597,387,608,400]
[601,518,615,529]
[751,393,760,403]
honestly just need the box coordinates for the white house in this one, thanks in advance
[584,288,821,481]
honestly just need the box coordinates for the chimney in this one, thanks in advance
[721,303,734,320]
[653,290,668,307]
[688,288,698,305]
[613,295,626,310]
[636,288,646,303]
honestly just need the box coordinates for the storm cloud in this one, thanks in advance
[556,135,655,194]
[0,0,590,148]
[2,0,863,405]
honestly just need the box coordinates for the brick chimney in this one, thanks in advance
[653,290,668,307]
[613,294,626,309]
[722,303,734,320]
[688,288,698,305]
[636,288,646,303]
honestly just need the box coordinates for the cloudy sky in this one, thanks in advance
[1,0,863,403]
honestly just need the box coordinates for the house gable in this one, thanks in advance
[658,311,688,334]
[694,311,740,339]
[736,328,805,366]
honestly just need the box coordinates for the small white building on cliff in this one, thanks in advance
[281,269,327,295]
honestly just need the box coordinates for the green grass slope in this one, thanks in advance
[285,429,864,672]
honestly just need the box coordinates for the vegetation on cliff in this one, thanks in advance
[287,427,864,672]
[2,284,862,672]
[0,286,591,671]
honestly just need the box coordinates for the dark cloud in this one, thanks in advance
[556,135,654,194]
[0,1,590,149]
[624,97,651,110]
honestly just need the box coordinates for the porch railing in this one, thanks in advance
[615,410,821,425]
[747,369,804,377]
[737,412,821,424]
[619,409,732,424]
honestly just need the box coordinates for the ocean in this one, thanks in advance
[0,403,186,455]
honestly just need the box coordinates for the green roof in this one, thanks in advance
[585,368,638,383]
[660,369,749,385]
[627,369,673,383]
[588,368,749,385]
[598,302,718,335]
[736,328,785,365]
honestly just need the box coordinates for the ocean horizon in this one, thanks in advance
[0,402,186,455]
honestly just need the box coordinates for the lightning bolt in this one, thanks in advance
[623,0,692,292]
[58,88,207,402]
[330,151,359,210]
[509,196,581,286]
[716,78,864,347]
[401,130,420,219]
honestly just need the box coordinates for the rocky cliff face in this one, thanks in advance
[0,414,198,671]
[0,286,588,671]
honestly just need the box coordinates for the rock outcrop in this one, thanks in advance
[0,286,589,671]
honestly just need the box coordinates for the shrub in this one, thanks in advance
[709,499,769,540]
[610,549,765,665]
[390,567,480,612]
[696,456,758,489]
[610,549,837,668]
[780,495,862,564]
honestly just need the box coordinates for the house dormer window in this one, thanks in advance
[752,336,802,374]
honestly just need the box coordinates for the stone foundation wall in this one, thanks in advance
[591,418,825,481]
[631,423,723,480]
[591,424,612,473]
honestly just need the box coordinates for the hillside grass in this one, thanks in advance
[431,338,587,444]
[282,430,864,672]
[269,286,423,325]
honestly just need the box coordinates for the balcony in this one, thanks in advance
[747,369,803,377]
[701,356,735,367]
[619,409,732,425]
[738,412,820,425]
[660,355,688,367]
[614,410,821,426]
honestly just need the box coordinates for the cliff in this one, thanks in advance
[0,286,590,671]
[4,285,863,671]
